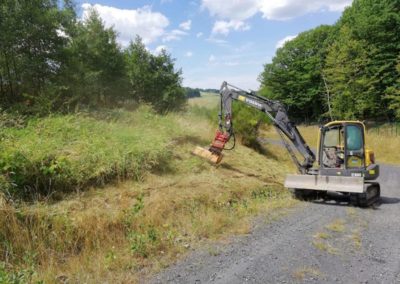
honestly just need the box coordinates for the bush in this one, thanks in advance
[230,103,271,150]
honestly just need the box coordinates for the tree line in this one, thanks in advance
[0,0,186,115]
[259,0,400,122]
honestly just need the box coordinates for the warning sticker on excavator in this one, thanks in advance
[238,95,246,102]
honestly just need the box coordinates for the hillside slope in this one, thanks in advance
[0,102,296,283]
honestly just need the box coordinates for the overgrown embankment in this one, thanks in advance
[0,107,178,200]
[0,103,295,283]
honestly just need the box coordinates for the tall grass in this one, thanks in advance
[0,101,296,283]
[0,106,179,200]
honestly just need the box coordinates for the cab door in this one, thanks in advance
[344,124,365,169]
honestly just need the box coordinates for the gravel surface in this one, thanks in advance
[151,164,400,284]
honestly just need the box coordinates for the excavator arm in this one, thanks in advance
[206,82,315,173]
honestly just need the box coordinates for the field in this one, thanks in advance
[188,92,219,109]
[0,97,296,283]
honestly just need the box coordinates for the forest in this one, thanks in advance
[0,0,186,115]
[259,0,400,122]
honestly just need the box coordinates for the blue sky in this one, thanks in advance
[77,0,352,90]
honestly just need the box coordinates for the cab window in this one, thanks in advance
[323,128,339,147]
[346,125,363,151]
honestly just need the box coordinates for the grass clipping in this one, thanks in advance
[0,104,296,283]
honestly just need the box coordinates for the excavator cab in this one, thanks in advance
[318,121,379,180]
[288,120,380,206]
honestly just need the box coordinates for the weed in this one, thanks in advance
[349,230,362,249]
[207,246,221,256]
[312,240,338,254]
[292,266,321,281]
[313,232,330,240]
[0,100,297,282]
[0,106,179,200]
[325,219,346,232]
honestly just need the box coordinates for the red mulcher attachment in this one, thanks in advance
[209,130,230,155]
[192,130,231,164]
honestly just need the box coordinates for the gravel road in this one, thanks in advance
[151,164,400,284]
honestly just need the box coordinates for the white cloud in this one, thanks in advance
[212,20,250,36]
[179,20,192,31]
[201,0,352,22]
[209,55,216,62]
[196,32,203,38]
[185,51,193,57]
[276,34,297,48]
[154,45,168,54]
[81,3,169,45]
[259,0,352,20]
[202,0,260,21]
[206,37,229,47]
[184,72,260,90]
[162,29,188,42]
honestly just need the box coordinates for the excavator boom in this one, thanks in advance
[195,82,315,174]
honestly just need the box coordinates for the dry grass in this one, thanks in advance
[312,240,338,255]
[325,219,346,232]
[292,266,321,281]
[0,103,297,282]
[295,125,400,165]
[261,124,400,165]
[349,230,362,249]
[313,232,331,240]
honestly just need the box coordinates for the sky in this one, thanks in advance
[77,0,353,90]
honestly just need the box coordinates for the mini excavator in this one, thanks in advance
[193,82,380,206]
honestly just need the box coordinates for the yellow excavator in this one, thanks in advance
[194,82,380,207]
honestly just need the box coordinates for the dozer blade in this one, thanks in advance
[284,174,364,193]
[192,146,223,164]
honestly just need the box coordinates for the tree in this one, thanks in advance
[59,9,127,107]
[125,37,186,113]
[385,57,400,120]
[0,0,70,107]
[259,0,400,122]
[324,26,377,119]
[184,88,201,98]
[337,0,400,120]
[259,25,335,122]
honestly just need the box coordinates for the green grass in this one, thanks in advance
[0,106,179,199]
[0,103,297,283]
[188,92,219,109]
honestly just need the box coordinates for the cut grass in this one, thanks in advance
[0,103,297,283]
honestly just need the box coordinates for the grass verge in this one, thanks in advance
[0,106,180,200]
[0,102,296,283]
